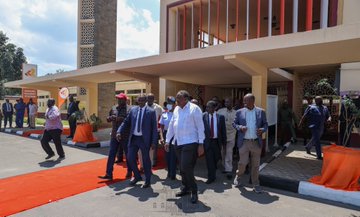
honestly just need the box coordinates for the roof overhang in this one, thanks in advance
[5,23,360,89]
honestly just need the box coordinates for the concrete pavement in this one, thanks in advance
[1,132,359,217]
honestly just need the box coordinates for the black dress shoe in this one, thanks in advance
[190,192,198,204]
[141,182,151,188]
[175,189,190,197]
[129,178,142,186]
[205,179,215,184]
[45,154,55,160]
[305,147,311,154]
[317,156,323,160]
[98,175,113,180]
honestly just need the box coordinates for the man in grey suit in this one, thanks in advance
[117,94,158,188]
[233,93,268,193]
[203,100,226,184]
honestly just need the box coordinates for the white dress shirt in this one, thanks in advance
[244,108,257,139]
[166,102,205,145]
[133,107,145,136]
[208,112,218,139]
[28,104,38,115]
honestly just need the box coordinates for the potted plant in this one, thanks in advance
[89,113,101,132]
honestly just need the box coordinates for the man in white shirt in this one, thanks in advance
[217,97,237,180]
[165,90,205,204]
[233,93,268,194]
[146,93,163,167]
[28,98,38,129]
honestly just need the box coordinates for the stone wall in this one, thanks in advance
[98,82,116,127]
[94,0,117,65]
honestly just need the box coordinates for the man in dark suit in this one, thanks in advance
[203,100,226,184]
[233,93,268,193]
[2,99,14,128]
[67,95,79,138]
[299,96,331,159]
[117,94,158,188]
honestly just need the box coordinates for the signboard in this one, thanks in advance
[58,87,69,108]
[22,64,37,79]
[266,95,278,126]
[22,64,38,108]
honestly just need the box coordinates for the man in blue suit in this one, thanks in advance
[2,99,14,128]
[299,96,331,160]
[117,94,158,188]
[233,93,268,193]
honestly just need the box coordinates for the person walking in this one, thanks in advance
[278,99,297,145]
[203,100,226,184]
[233,93,268,193]
[218,97,237,180]
[41,98,65,160]
[2,99,13,128]
[146,93,163,167]
[99,93,131,180]
[299,96,331,160]
[28,98,38,129]
[159,96,177,180]
[165,90,205,204]
[67,95,79,139]
[117,94,158,188]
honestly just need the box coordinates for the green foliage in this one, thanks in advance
[0,31,27,99]
[316,78,338,97]
[89,113,101,132]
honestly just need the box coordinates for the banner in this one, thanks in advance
[58,87,69,108]
[22,64,37,79]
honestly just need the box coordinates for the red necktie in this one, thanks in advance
[210,114,214,138]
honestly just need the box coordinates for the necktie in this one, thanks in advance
[137,108,143,133]
[7,103,10,112]
[210,114,214,138]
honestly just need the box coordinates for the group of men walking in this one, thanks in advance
[98,90,268,203]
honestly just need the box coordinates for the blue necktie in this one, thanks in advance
[137,108,142,133]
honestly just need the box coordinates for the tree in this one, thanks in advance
[340,94,360,146]
[0,31,27,99]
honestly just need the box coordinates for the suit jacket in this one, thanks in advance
[203,112,227,149]
[2,103,14,115]
[67,101,79,118]
[303,104,330,129]
[233,107,268,148]
[118,106,158,148]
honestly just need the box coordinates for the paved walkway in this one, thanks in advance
[1,132,359,216]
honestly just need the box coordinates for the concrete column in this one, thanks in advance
[224,55,268,110]
[252,73,268,109]
[98,82,116,127]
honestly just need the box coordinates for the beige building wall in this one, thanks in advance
[340,62,360,92]
[342,0,360,25]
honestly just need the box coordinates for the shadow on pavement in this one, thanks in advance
[237,186,280,204]
[167,197,211,214]
[38,158,64,168]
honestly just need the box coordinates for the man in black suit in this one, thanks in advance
[2,99,14,128]
[67,95,79,138]
[117,94,158,188]
[203,100,227,184]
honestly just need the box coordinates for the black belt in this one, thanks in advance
[244,138,258,142]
